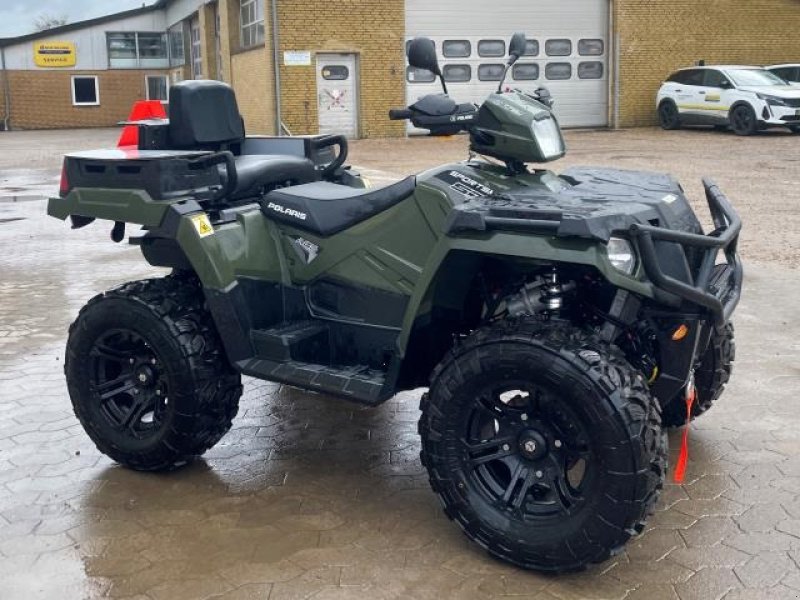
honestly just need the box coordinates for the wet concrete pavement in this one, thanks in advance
[1,128,800,599]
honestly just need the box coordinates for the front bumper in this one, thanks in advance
[630,179,742,326]
[762,104,800,126]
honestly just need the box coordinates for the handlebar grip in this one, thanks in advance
[389,108,414,120]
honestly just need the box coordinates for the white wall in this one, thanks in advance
[165,0,206,28]
[2,11,167,71]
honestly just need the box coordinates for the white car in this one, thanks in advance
[766,64,800,84]
[656,65,800,135]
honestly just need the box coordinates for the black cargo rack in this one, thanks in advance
[629,178,742,326]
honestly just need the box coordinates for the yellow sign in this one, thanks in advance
[34,42,76,68]
[190,214,214,238]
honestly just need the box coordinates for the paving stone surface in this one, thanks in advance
[1,128,799,599]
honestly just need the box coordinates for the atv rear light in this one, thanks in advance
[606,237,636,275]
[59,164,70,197]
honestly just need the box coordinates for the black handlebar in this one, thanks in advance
[389,108,414,120]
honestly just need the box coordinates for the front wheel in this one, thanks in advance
[65,274,242,471]
[419,321,667,572]
[790,125,800,134]
[730,104,758,136]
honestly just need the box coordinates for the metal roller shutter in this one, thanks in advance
[405,0,609,129]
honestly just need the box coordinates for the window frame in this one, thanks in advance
[577,61,604,80]
[321,65,350,81]
[71,75,100,106]
[477,39,506,58]
[145,74,170,102]
[577,39,604,57]
[240,0,265,49]
[106,31,169,68]
[477,63,506,82]
[545,39,572,57]
[442,39,471,58]
[512,62,540,81]
[190,16,202,79]
[545,62,572,81]
[442,64,472,83]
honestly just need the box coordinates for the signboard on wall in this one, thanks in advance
[34,42,76,68]
[283,51,311,66]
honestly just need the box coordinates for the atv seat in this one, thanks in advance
[261,177,416,236]
[168,80,318,199]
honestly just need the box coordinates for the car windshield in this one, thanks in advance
[726,68,787,87]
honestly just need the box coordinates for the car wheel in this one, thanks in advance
[658,101,681,130]
[419,320,666,572]
[730,104,758,136]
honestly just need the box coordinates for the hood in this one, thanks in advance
[737,85,800,98]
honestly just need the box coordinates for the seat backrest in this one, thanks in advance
[168,80,245,149]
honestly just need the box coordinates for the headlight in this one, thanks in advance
[756,93,787,106]
[607,237,636,275]
[530,115,565,159]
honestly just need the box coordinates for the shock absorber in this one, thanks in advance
[540,268,564,312]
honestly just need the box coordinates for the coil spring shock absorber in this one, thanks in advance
[540,268,564,312]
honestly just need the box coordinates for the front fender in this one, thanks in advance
[397,231,658,353]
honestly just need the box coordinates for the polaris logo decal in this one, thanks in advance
[267,202,307,221]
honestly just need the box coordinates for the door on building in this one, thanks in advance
[404,0,609,129]
[316,54,359,138]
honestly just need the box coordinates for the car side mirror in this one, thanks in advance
[508,32,527,65]
[407,37,440,77]
[720,79,732,89]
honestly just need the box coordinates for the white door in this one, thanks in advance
[405,0,609,129]
[316,53,359,138]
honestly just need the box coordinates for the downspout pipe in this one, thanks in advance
[270,0,282,135]
[1,46,10,131]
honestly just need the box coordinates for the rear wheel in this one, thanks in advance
[661,323,735,428]
[419,321,666,572]
[658,101,681,130]
[65,274,242,471]
[730,104,758,136]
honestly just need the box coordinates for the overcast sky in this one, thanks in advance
[0,0,158,38]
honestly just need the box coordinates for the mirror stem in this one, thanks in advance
[440,74,449,95]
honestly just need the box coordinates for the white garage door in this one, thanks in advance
[405,0,609,129]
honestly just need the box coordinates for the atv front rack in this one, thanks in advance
[629,178,742,326]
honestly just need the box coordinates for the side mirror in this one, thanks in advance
[508,32,527,64]
[407,37,440,76]
[720,79,732,89]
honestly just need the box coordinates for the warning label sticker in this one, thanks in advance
[190,214,214,238]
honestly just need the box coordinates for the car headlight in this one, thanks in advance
[607,237,636,275]
[756,93,787,106]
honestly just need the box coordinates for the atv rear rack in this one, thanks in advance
[630,178,742,326]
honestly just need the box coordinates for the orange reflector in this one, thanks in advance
[672,324,689,341]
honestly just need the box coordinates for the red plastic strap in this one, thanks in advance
[117,100,167,148]
[673,383,696,483]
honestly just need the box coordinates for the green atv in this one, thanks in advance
[48,33,741,572]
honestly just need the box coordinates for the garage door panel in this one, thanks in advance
[405,1,609,129]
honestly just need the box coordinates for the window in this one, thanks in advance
[770,67,794,82]
[478,64,505,81]
[107,32,168,68]
[406,66,436,83]
[146,75,169,101]
[322,65,349,80]
[168,25,185,67]
[443,40,471,58]
[545,62,572,80]
[726,68,785,87]
[578,39,604,56]
[523,40,539,56]
[240,0,265,48]
[190,17,202,78]
[443,64,471,82]
[703,69,727,88]
[545,39,572,57]
[512,63,539,81]
[71,76,99,106]
[577,61,604,79]
[478,40,505,57]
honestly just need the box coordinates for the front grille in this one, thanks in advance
[780,97,800,108]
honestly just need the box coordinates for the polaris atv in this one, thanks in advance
[48,33,742,572]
